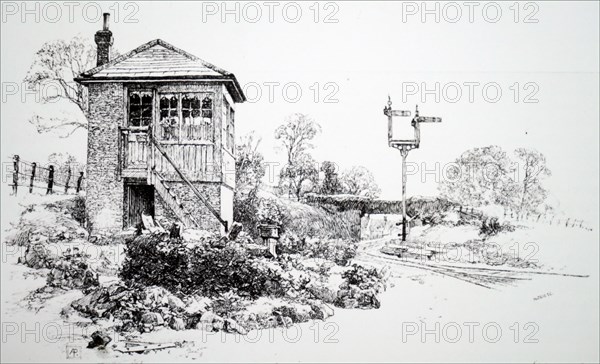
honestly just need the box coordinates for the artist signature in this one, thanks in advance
[533,292,553,301]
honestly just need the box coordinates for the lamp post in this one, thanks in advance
[384,96,441,241]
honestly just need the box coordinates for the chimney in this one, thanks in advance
[94,13,113,66]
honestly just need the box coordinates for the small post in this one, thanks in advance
[46,165,54,195]
[64,167,72,194]
[76,172,84,193]
[537,213,542,222]
[29,162,36,193]
[565,218,570,228]
[12,155,19,195]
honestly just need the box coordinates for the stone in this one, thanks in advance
[198,311,224,331]
[321,304,335,319]
[167,295,185,310]
[227,222,243,241]
[224,318,247,335]
[141,312,164,326]
[87,330,112,349]
[169,317,186,331]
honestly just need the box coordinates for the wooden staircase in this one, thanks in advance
[148,137,229,232]
[151,168,200,228]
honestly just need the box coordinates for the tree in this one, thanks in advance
[233,132,266,230]
[279,154,319,200]
[24,36,117,137]
[319,161,341,195]
[274,113,321,165]
[438,146,519,208]
[340,166,381,198]
[514,148,551,213]
[235,132,266,196]
[274,113,321,198]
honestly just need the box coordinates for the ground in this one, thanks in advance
[1,190,598,363]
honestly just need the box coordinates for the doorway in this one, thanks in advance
[125,183,155,228]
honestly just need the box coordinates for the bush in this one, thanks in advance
[120,233,288,298]
[341,264,380,286]
[278,235,357,266]
[480,217,515,236]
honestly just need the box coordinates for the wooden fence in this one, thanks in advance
[8,155,85,195]
[450,205,592,231]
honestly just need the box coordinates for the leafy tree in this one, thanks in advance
[235,132,266,196]
[438,146,518,208]
[514,148,551,213]
[279,154,319,200]
[340,166,381,198]
[24,36,117,137]
[319,160,342,195]
[274,113,321,197]
[274,113,321,165]
[233,132,266,232]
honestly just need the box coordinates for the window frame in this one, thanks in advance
[127,90,154,130]
[156,91,215,144]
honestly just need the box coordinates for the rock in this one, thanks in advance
[337,289,351,299]
[321,304,335,319]
[169,223,182,238]
[224,318,247,335]
[198,311,224,331]
[185,296,211,316]
[141,312,164,326]
[168,295,185,310]
[169,317,186,331]
[87,330,112,349]
[23,242,59,269]
[338,298,358,309]
[227,222,243,241]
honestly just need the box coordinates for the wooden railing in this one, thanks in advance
[150,137,228,232]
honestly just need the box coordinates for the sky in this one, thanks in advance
[1,1,599,224]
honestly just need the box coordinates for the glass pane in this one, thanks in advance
[182,96,190,109]
[160,97,169,108]
[202,96,212,109]
[141,106,152,118]
[130,93,140,105]
[191,96,201,109]
[141,94,153,106]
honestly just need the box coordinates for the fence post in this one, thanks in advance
[76,172,84,193]
[29,162,36,193]
[12,155,19,195]
[64,167,72,194]
[565,218,570,228]
[46,165,54,195]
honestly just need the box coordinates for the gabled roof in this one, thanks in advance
[75,39,245,102]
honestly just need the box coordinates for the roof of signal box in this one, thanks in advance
[74,39,246,103]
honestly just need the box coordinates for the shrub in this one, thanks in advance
[342,264,380,286]
[120,233,288,298]
[278,235,357,266]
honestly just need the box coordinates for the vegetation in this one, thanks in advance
[24,36,118,137]
[438,145,552,213]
